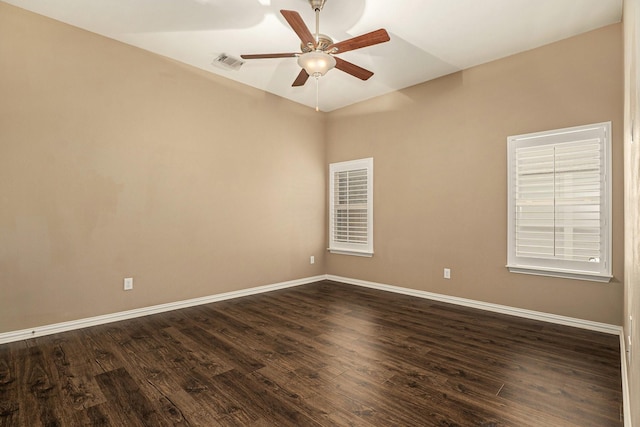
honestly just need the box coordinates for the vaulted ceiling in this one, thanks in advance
[2,0,623,111]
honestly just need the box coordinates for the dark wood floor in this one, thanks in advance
[0,280,624,426]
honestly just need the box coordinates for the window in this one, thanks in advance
[329,158,373,256]
[507,122,612,282]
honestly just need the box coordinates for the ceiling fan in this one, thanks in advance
[240,0,390,89]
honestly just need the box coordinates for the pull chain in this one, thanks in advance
[315,76,319,112]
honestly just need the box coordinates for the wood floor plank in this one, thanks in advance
[498,381,621,426]
[317,368,431,426]
[0,281,624,426]
[83,403,111,426]
[158,327,235,376]
[385,369,574,427]
[94,367,170,427]
[249,369,376,427]
[0,342,22,427]
[179,325,266,374]
[38,336,108,412]
[18,345,67,427]
[76,327,125,374]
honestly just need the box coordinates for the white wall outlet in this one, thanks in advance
[124,277,133,291]
[310,256,315,265]
[444,268,451,279]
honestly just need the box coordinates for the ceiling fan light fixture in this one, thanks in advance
[297,51,336,77]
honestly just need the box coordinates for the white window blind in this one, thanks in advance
[329,158,373,256]
[507,123,611,282]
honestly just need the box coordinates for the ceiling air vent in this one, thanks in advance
[212,53,245,71]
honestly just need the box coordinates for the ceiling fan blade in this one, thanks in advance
[281,10,315,47]
[292,69,310,86]
[334,57,374,81]
[328,29,390,54]
[240,53,298,59]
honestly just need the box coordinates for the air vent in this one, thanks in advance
[212,53,244,71]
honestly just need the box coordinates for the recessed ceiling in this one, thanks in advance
[2,0,623,111]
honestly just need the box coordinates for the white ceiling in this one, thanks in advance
[3,0,623,112]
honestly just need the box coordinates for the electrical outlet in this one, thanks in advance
[310,256,315,265]
[124,277,133,291]
[444,268,451,279]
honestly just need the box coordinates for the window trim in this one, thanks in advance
[329,158,374,257]
[506,122,612,283]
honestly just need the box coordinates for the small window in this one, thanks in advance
[329,158,373,257]
[507,122,612,282]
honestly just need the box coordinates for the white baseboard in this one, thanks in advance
[3,274,621,343]
[326,275,621,335]
[620,333,633,427]
[0,275,325,344]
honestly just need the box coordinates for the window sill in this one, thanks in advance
[328,249,373,257]
[506,265,612,283]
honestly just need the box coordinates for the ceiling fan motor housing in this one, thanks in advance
[301,34,333,52]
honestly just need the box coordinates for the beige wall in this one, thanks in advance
[326,24,624,326]
[624,0,640,424]
[0,3,327,333]
[0,4,626,333]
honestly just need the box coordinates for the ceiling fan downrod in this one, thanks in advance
[309,0,326,44]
